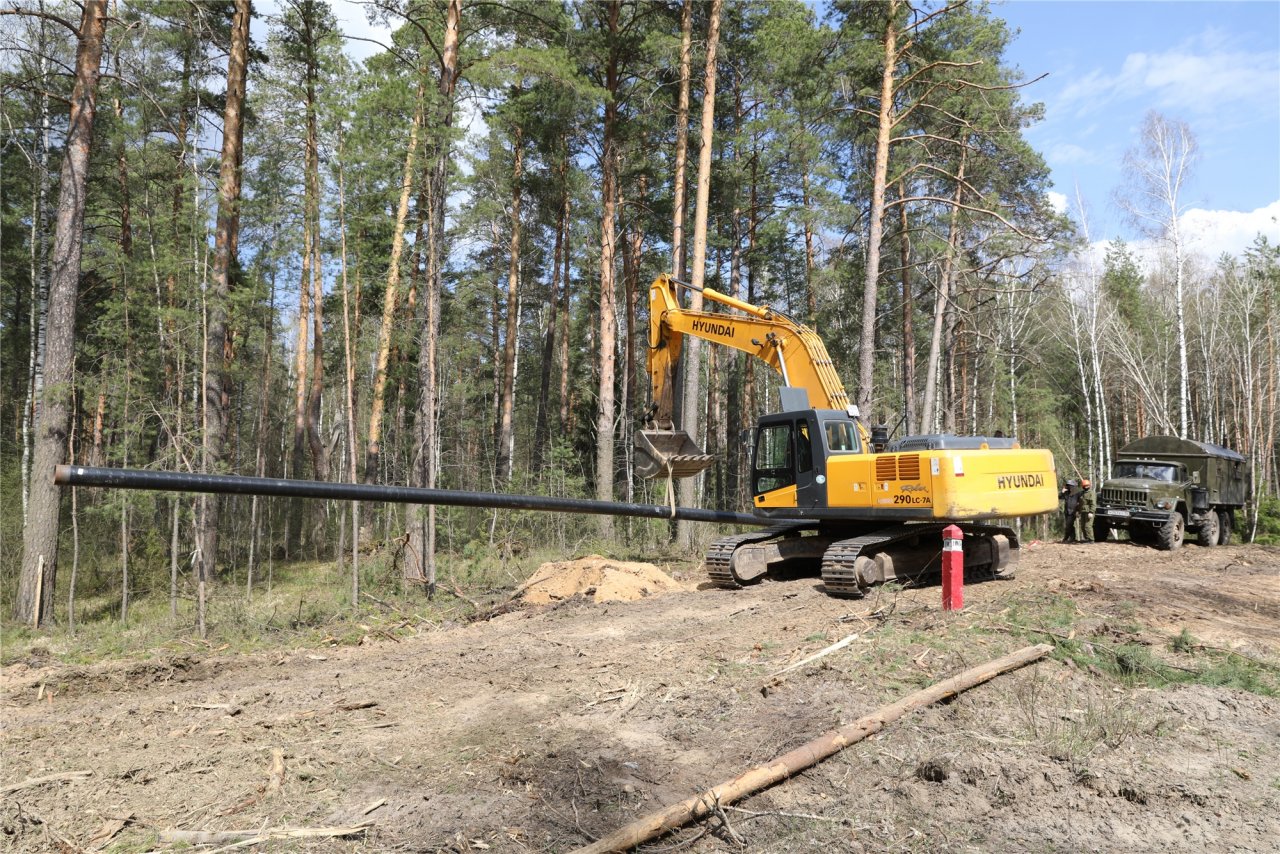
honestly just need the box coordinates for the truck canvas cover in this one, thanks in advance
[1118,435,1246,462]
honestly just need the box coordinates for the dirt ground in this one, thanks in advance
[3,538,1279,853]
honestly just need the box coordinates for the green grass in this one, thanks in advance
[2,540,681,668]
[1004,614,1279,698]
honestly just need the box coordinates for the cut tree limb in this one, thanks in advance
[159,823,372,849]
[572,643,1053,854]
[266,748,286,793]
[763,632,859,691]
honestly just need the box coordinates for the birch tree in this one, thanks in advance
[1117,111,1197,438]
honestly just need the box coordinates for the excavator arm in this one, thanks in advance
[637,273,867,479]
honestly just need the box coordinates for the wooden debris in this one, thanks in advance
[87,814,132,846]
[336,700,378,711]
[572,643,1054,854]
[266,748,286,794]
[0,770,93,797]
[762,632,860,693]
[159,829,261,845]
[159,822,372,850]
[361,798,387,815]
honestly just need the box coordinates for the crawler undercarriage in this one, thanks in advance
[705,522,1020,598]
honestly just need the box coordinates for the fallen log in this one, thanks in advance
[573,642,1053,854]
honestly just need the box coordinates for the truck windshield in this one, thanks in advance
[1113,462,1179,482]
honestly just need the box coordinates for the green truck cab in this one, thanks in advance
[1093,436,1250,549]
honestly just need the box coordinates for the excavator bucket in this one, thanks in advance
[634,430,716,479]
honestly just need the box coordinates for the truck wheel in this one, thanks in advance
[1156,512,1185,551]
[1217,511,1232,546]
[1197,510,1220,547]
[1093,517,1110,542]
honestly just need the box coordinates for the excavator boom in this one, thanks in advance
[637,273,864,479]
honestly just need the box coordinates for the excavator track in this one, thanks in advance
[820,523,1021,599]
[705,523,817,588]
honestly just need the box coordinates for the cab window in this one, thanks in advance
[754,423,795,493]
[823,421,859,453]
[796,422,813,473]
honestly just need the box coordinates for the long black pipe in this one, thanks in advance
[54,465,770,527]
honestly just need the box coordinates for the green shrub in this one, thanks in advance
[1255,494,1280,545]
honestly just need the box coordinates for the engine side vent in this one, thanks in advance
[897,454,921,480]
[875,456,897,481]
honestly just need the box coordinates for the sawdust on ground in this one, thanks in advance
[515,555,688,604]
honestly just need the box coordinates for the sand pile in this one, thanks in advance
[516,556,688,604]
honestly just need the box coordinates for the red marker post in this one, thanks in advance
[942,524,964,611]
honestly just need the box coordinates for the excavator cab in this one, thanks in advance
[634,429,716,479]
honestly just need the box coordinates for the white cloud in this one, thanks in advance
[1046,141,1102,166]
[1047,191,1068,214]
[1058,34,1279,119]
[1077,200,1280,273]
[1180,200,1280,259]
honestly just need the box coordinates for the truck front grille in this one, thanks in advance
[1101,487,1146,508]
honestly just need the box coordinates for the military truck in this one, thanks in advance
[1093,436,1250,549]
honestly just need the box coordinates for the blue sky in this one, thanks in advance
[996,0,1280,258]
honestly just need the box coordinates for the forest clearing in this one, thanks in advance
[3,0,1280,850]
[3,540,1278,852]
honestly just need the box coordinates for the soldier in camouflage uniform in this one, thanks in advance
[1077,478,1096,542]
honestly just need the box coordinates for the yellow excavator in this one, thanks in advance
[635,273,1059,598]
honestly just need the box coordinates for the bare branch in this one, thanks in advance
[904,0,969,34]
[885,193,1042,241]
[0,5,81,36]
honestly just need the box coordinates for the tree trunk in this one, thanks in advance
[669,0,692,280]
[15,0,107,627]
[409,0,460,598]
[287,212,311,555]
[21,29,51,524]
[857,0,899,415]
[533,150,568,471]
[558,182,573,434]
[676,0,722,549]
[898,183,916,435]
[725,84,744,506]
[621,164,647,505]
[496,122,524,484]
[306,182,326,481]
[802,169,816,326]
[336,125,360,607]
[742,154,760,509]
[197,0,250,589]
[573,644,1053,854]
[921,151,966,433]
[366,78,426,482]
[594,1,622,534]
